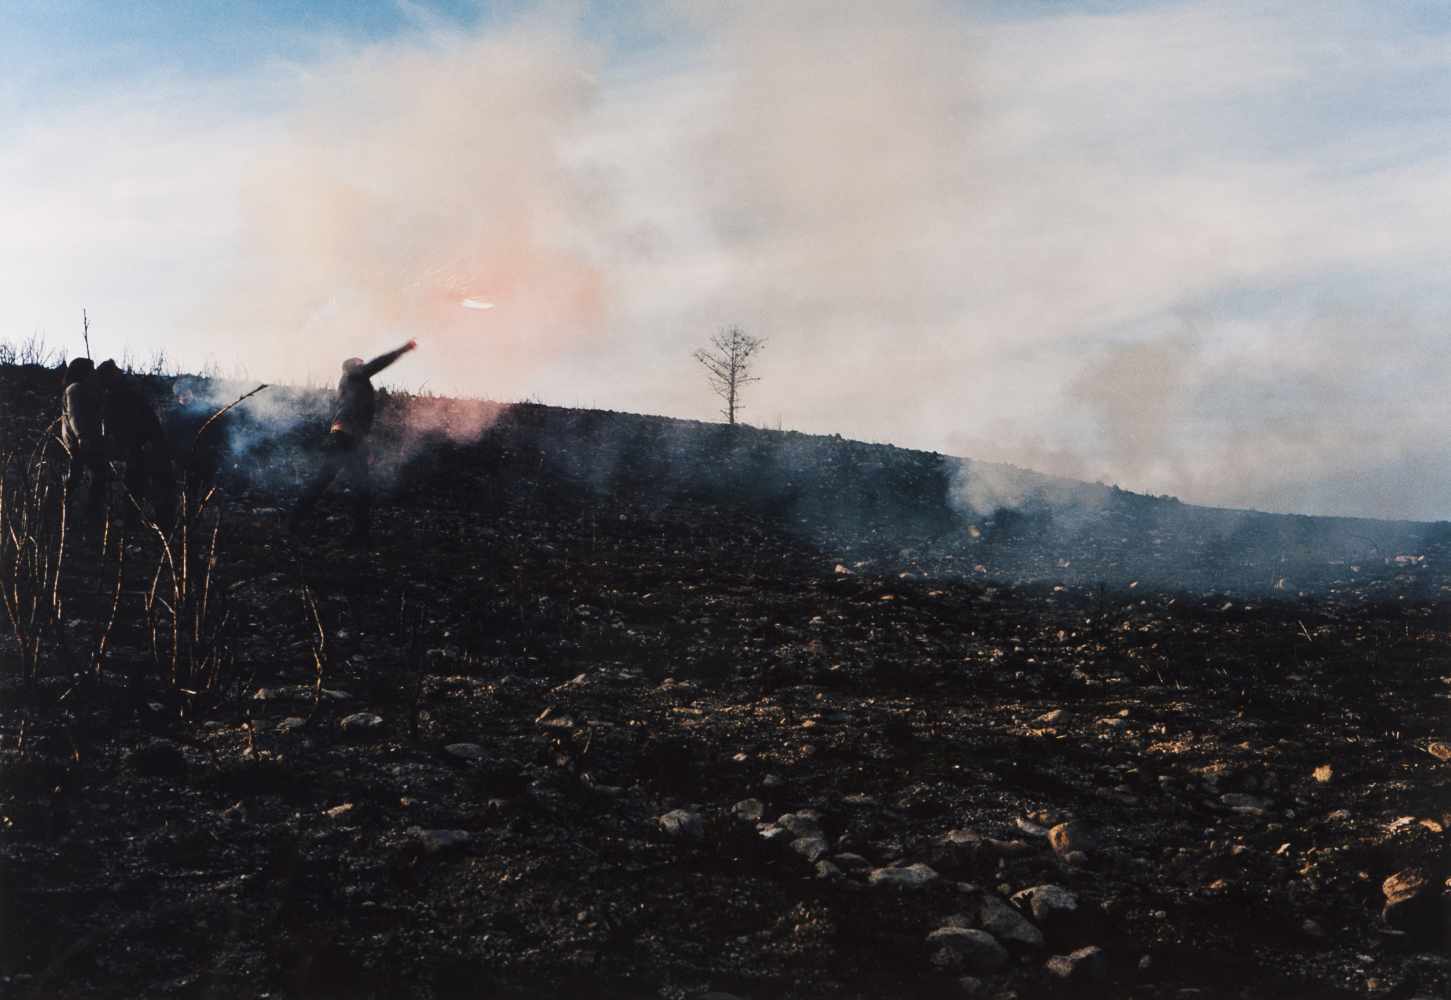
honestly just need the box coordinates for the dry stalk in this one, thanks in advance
[0,439,70,688]
[300,583,329,726]
[134,476,232,709]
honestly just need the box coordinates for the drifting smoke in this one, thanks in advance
[9,3,1451,517]
[213,18,610,391]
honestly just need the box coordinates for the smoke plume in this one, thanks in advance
[7,2,1451,517]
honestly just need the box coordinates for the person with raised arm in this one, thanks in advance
[290,339,417,547]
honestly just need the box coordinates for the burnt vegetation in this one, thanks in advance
[2,360,1451,998]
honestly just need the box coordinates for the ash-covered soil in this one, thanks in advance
[3,363,1451,999]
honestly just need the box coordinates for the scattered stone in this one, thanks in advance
[323,803,353,819]
[1220,792,1270,815]
[834,852,870,870]
[868,863,940,891]
[777,811,824,838]
[658,808,704,840]
[791,835,831,863]
[1312,764,1333,783]
[339,713,384,737]
[1045,945,1108,984]
[1302,918,1325,938]
[926,927,1008,974]
[1382,867,1439,934]
[732,798,765,823]
[1011,884,1079,928]
[407,827,471,854]
[758,825,792,847]
[815,860,843,879]
[444,742,485,761]
[1037,709,1071,726]
[969,892,1045,951]
[956,976,984,996]
[1428,742,1451,762]
[931,829,1033,873]
[1048,821,1095,857]
[762,773,785,790]
[276,716,306,734]
[255,685,351,703]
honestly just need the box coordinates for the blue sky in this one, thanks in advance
[5,1,1451,519]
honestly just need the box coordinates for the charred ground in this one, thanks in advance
[2,362,1451,999]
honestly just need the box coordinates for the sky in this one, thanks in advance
[5,1,1451,520]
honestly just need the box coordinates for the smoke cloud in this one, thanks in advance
[6,2,1451,517]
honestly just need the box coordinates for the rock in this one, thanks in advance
[732,798,765,822]
[1220,792,1270,815]
[932,829,1033,871]
[791,835,831,863]
[276,716,306,734]
[758,825,792,847]
[955,976,984,997]
[1045,945,1108,984]
[834,852,870,870]
[1302,918,1325,938]
[1011,884,1079,928]
[1429,742,1451,762]
[1382,867,1440,934]
[815,860,843,879]
[407,827,471,854]
[444,742,485,761]
[658,808,704,840]
[926,927,1008,974]
[970,892,1045,951]
[323,803,353,819]
[1037,709,1071,726]
[339,713,384,737]
[761,773,785,790]
[868,863,940,890]
[776,811,824,838]
[1048,820,1095,857]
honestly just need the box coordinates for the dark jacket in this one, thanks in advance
[329,344,412,438]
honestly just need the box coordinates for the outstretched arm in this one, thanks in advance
[360,339,418,378]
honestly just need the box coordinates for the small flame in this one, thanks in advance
[461,298,495,311]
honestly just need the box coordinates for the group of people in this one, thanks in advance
[58,339,418,547]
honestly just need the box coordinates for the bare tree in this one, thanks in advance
[694,327,765,425]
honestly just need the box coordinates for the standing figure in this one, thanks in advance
[290,340,417,546]
[60,359,176,527]
[61,358,105,512]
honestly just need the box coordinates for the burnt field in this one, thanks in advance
[3,362,1451,999]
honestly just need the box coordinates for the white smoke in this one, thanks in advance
[6,2,1451,516]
